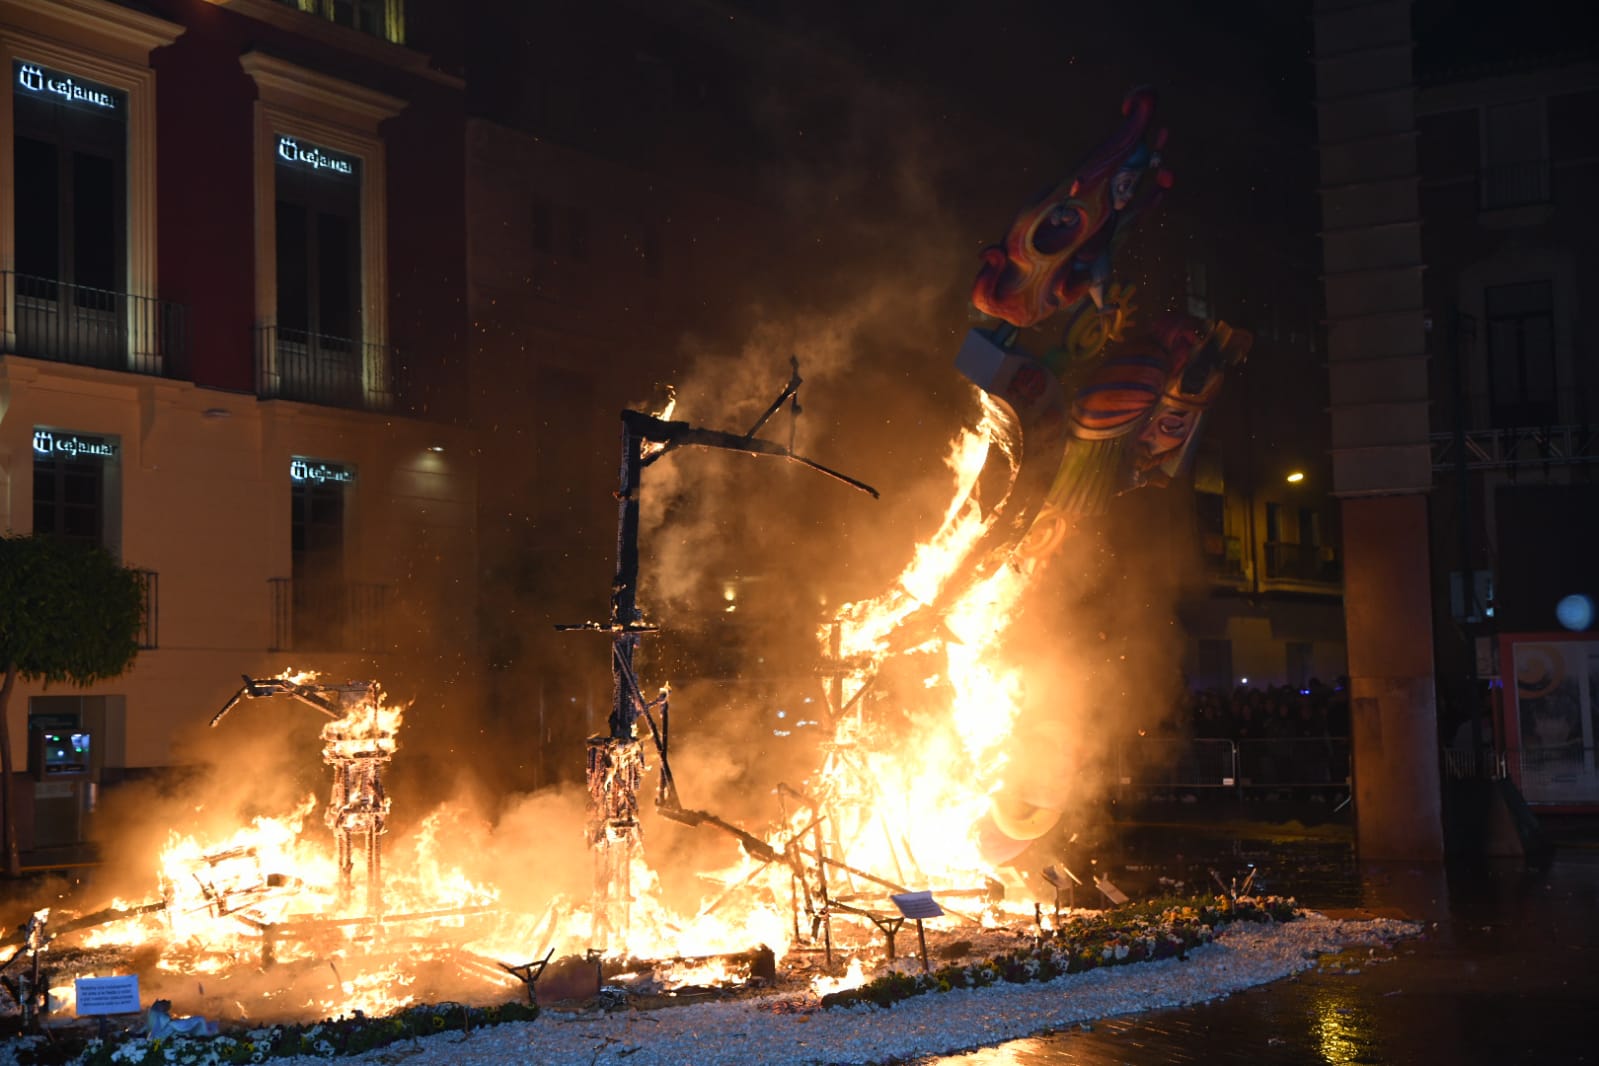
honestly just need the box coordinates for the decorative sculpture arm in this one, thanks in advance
[211,674,342,726]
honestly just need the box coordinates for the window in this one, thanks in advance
[1485,280,1556,427]
[291,472,347,646]
[275,136,361,343]
[32,428,118,551]
[1195,490,1238,576]
[1298,507,1321,548]
[1481,100,1548,209]
[1265,501,1283,544]
[34,451,102,547]
[11,60,127,366]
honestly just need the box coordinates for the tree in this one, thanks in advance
[0,535,144,877]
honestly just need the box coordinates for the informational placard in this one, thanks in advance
[890,890,945,920]
[1094,874,1129,906]
[1042,863,1082,888]
[74,975,140,1016]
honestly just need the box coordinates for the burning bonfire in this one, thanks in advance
[2,88,1256,1038]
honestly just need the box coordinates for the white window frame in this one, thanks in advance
[0,0,181,370]
[239,51,403,408]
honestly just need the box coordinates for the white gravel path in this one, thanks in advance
[15,912,1409,1066]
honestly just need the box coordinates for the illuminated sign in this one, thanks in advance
[15,61,120,112]
[277,135,356,176]
[33,429,117,460]
[291,457,355,484]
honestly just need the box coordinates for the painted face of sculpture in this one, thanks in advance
[971,88,1171,330]
[1111,166,1140,211]
[1136,401,1200,468]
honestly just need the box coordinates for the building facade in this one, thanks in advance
[1,0,477,850]
[1414,13,1599,807]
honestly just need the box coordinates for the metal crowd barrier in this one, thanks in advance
[1111,736,1352,797]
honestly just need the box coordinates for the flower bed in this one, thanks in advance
[14,894,1297,1066]
[819,894,1299,1010]
[16,1002,541,1066]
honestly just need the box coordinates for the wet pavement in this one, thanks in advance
[925,821,1599,1065]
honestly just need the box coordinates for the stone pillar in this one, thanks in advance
[1314,0,1444,858]
[1342,495,1444,858]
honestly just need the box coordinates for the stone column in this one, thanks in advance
[1314,0,1444,858]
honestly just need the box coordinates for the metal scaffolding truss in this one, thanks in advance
[1431,425,1599,473]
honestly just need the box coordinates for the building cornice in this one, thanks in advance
[205,0,463,89]
[0,0,183,58]
[240,50,406,130]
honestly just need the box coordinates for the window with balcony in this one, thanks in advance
[1,0,182,380]
[10,60,125,368]
[1264,503,1341,583]
[273,134,363,405]
[241,53,400,410]
[1486,280,1556,427]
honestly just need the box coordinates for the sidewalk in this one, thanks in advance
[930,829,1599,1065]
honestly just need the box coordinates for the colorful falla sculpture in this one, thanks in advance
[954,88,1252,861]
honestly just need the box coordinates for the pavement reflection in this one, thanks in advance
[925,824,1598,1066]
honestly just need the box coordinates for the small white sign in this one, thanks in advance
[74,974,141,1016]
[277,134,355,176]
[290,456,355,484]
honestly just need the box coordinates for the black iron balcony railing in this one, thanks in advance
[2,271,187,376]
[1480,159,1550,210]
[1201,534,1245,578]
[255,325,393,411]
[269,576,393,652]
[1264,541,1343,584]
[136,569,159,650]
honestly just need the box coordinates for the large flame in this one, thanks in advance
[809,391,1034,881]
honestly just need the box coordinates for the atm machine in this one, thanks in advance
[28,722,95,849]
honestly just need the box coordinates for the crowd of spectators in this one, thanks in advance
[1174,679,1350,741]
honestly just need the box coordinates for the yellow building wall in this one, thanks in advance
[1,355,477,770]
